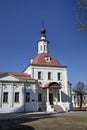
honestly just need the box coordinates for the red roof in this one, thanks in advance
[0,72,4,75]
[31,53,63,67]
[0,72,33,80]
[11,72,33,80]
[43,82,61,89]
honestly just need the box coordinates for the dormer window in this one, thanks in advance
[45,56,50,62]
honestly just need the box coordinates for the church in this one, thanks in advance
[0,28,72,113]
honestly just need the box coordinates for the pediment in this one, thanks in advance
[0,73,20,81]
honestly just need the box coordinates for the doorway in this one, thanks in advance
[49,93,53,105]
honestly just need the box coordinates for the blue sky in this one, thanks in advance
[0,0,87,87]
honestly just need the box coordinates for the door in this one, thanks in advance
[49,93,53,105]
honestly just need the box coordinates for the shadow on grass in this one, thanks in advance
[0,113,58,130]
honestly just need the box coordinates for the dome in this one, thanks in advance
[31,53,63,67]
[41,28,46,35]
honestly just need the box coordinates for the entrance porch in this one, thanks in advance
[43,82,62,112]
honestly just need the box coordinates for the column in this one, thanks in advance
[60,89,62,103]
[46,88,49,106]
[32,68,34,78]
[56,89,58,105]
[0,83,2,107]
[22,83,25,112]
[10,83,14,107]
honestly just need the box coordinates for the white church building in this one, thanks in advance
[0,28,72,113]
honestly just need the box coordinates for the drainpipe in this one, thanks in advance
[0,82,2,107]
[24,81,26,112]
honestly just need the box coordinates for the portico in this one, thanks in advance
[43,82,62,112]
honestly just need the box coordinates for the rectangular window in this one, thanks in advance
[38,93,42,102]
[48,72,51,80]
[38,71,42,79]
[26,92,30,102]
[58,73,61,80]
[15,92,19,102]
[3,92,8,103]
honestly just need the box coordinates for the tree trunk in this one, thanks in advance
[80,93,83,110]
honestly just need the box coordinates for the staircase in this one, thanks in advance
[53,105,64,113]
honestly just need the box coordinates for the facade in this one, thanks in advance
[72,91,87,110]
[0,28,72,113]
[24,28,72,112]
[0,72,38,113]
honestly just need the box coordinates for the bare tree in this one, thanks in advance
[76,0,87,30]
[73,82,85,109]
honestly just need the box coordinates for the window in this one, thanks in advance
[48,72,51,80]
[3,92,8,103]
[38,93,42,102]
[15,92,19,102]
[58,72,62,80]
[58,73,60,80]
[45,56,50,62]
[44,45,46,51]
[26,92,30,102]
[38,71,42,79]
[40,45,42,51]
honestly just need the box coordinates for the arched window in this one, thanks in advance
[44,45,46,51]
[40,45,42,51]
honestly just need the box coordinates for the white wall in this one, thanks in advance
[0,81,38,113]
[25,65,70,111]
[29,65,68,94]
[25,83,38,112]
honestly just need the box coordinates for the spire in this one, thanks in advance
[40,21,46,39]
[38,26,49,54]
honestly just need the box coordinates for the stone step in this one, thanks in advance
[53,105,64,113]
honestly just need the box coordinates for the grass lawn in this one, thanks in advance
[0,112,87,130]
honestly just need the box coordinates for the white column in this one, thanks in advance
[60,89,62,103]
[46,88,49,105]
[10,83,14,107]
[22,84,25,112]
[56,89,58,105]
[32,68,34,78]
[0,83,2,107]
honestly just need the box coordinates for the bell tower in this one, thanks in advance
[38,28,49,54]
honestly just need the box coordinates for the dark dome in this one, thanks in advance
[41,28,46,36]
